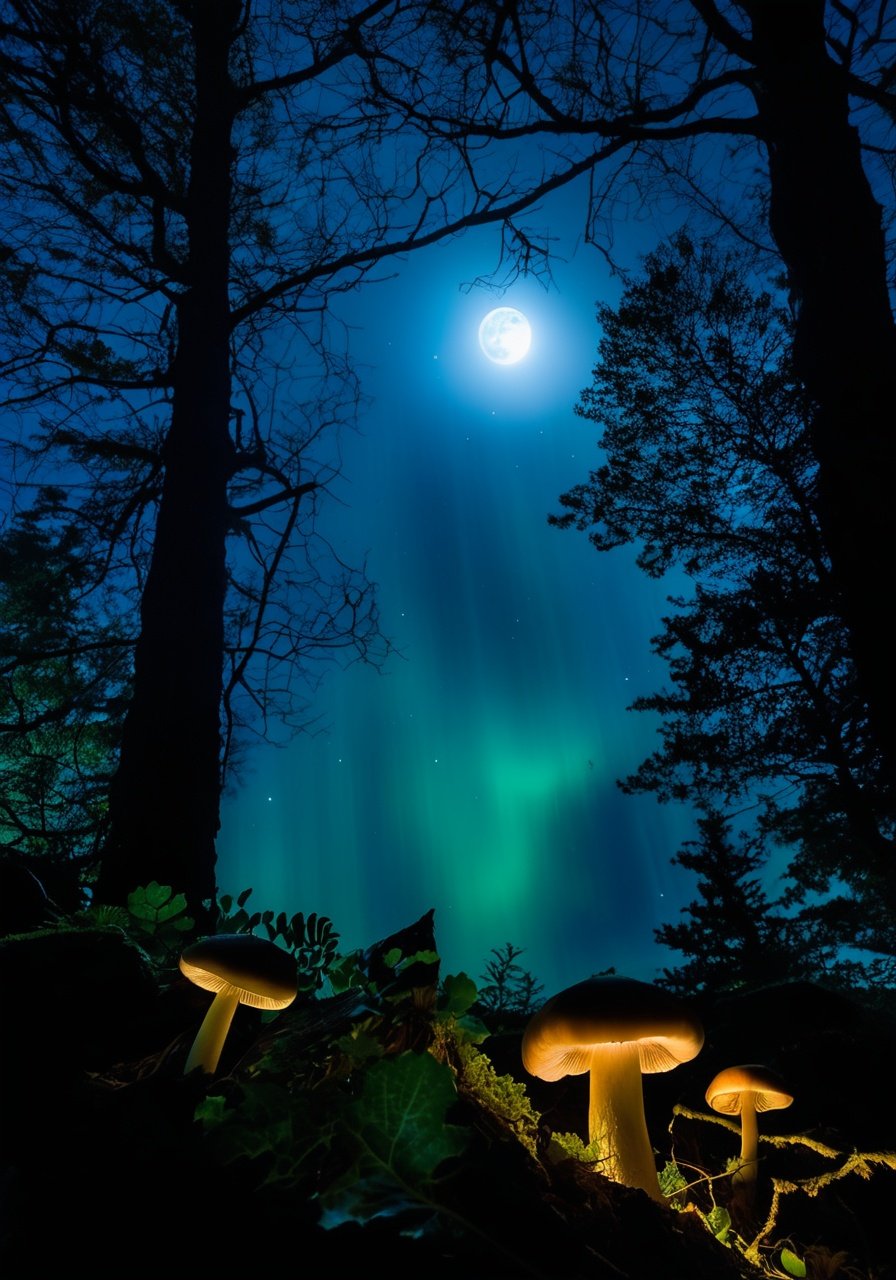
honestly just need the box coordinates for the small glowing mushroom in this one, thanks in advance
[705,1064,793,1198]
[180,933,298,1075]
[522,975,704,1203]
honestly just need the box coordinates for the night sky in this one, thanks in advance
[216,197,702,998]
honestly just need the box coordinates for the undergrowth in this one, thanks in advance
[12,882,895,1280]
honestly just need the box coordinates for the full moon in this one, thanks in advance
[478,307,532,365]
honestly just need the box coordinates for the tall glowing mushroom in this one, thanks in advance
[522,975,704,1203]
[180,933,298,1075]
[705,1064,793,1200]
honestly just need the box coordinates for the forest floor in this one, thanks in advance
[1,906,895,1280]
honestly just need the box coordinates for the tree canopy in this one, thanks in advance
[553,231,894,984]
[0,496,129,899]
[378,0,896,770]
[0,0,566,911]
[1,0,893,934]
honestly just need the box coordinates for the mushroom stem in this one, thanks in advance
[733,1092,760,1191]
[588,1042,663,1203]
[184,987,240,1075]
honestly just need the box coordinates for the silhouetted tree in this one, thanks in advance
[1,1,385,916]
[380,0,896,771]
[654,810,795,994]
[657,809,895,991]
[552,232,894,981]
[0,495,129,889]
[3,1,893,926]
[477,942,544,1017]
[0,0,567,916]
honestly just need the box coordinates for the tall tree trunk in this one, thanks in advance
[744,0,896,780]
[96,1,239,921]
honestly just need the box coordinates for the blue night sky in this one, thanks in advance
[216,193,704,998]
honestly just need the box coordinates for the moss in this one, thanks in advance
[547,1130,603,1167]
[454,1040,540,1158]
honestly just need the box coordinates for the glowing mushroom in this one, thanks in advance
[522,975,704,1203]
[705,1064,793,1198]
[180,933,298,1075]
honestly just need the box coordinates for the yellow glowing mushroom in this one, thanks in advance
[522,975,704,1203]
[179,933,297,1075]
[705,1063,793,1199]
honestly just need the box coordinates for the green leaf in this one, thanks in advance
[195,1094,229,1127]
[158,892,189,921]
[397,948,439,971]
[702,1205,730,1244]
[454,1013,490,1044]
[126,882,190,927]
[438,972,478,1016]
[127,883,164,919]
[319,1051,470,1229]
[327,950,366,993]
[780,1248,807,1278]
[197,1083,324,1188]
[237,888,253,908]
[83,904,130,930]
[381,947,402,968]
[334,1028,386,1064]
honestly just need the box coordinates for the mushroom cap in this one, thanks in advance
[522,975,704,1081]
[705,1064,793,1115]
[179,933,298,1010]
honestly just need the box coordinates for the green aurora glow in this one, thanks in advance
[217,232,698,998]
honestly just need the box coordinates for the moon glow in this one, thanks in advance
[478,307,532,365]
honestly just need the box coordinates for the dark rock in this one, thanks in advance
[0,860,54,935]
[0,926,159,1088]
